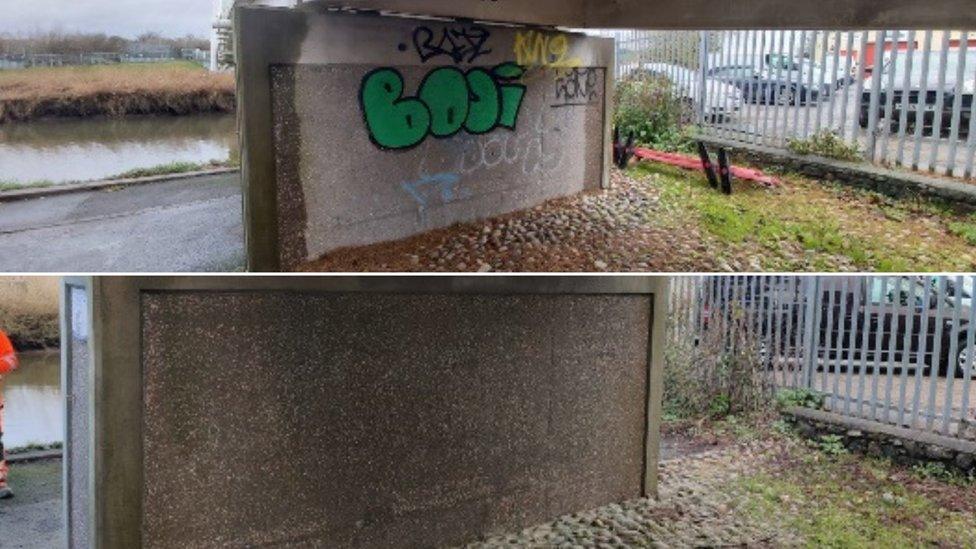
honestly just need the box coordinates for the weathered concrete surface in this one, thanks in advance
[0,174,244,273]
[66,285,91,549]
[140,292,651,547]
[320,0,976,29]
[239,8,613,270]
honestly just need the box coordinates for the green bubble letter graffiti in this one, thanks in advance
[360,64,528,150]
[464,68,501,134]
[493,63,526,129]
[418,68,470,138]
[360,69,432,150]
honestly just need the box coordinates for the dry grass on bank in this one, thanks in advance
[0,61,235,123]
[0,277,60,349]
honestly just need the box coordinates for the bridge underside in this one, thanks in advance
[318,0,976,30]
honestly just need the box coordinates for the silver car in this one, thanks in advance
[638,63,744,121]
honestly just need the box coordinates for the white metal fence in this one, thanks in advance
[599,30,976,181]
[668,275,976,440]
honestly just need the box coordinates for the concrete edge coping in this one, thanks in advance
[786,406,976,455]
[699,137,976,205]
[6,448,62,464]
[0,167,240,204]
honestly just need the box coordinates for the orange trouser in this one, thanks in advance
[0,392,6,489]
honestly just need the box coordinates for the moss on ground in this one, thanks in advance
[630,162,976,272]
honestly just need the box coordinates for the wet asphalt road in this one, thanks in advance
[0,173,245,273]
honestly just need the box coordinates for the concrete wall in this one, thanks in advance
[141,292,648,547]
[237,8,614,270]
[63,277,668,549]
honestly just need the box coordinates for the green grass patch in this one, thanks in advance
[949,214,976,246]
[629,162,976,272]
[0,180,55,192]
[736,450,976,547]
[0,159,234,194]
[115,161,219,179]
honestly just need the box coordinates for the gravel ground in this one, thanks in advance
[460,439,797,549]
[306,163,976,273]
[306,170,721,273]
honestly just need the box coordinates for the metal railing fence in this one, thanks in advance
[667,275,976,440]
[599,30,976,181]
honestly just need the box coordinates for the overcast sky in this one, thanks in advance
[1,0,214,39]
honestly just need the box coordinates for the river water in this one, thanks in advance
[0,114,238,185]
[0,351,61,449]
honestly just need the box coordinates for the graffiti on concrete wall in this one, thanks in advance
[354,24,595,214]
[553,68,600,107]
[400,110,565,216]
[404,25,493,64]
[360,64,527,150]
[514,30,582,69]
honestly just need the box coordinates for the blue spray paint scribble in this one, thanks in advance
[400,172,469,211]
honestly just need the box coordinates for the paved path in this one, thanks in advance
[0,458,62,549]
[0,174,245,273]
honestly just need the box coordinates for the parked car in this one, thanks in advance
[706,61,834,106]
[816,276,974,378]
[702,276,975,378]
[638,63,743,121]
[767,54,856,91]
[859,48,975,135]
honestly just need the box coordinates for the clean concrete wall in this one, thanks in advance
[140,291,650,547]
[238,8,613,270]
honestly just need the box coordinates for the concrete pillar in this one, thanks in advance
[235,6,614,271]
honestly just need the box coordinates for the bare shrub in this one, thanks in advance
[665,302,774,420]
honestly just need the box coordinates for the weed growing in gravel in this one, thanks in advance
[786,129,863,161]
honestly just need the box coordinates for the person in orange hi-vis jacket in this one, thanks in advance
[0,329,18,499]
